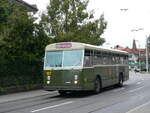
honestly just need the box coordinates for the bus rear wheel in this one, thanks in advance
[118,74,123,87]
[94,77,101,94]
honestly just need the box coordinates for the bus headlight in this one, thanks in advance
[74,75,78,84]
[47,76,51,80]
[74,75,78,80]
[74,81,78,84]
[47,81,50,84]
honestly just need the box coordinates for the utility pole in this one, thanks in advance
[131,28,144,70]
[138,44,141,70]
[146,36,149,72]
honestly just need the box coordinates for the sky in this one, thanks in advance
[24,0,150,48]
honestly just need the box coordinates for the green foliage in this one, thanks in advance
[0,0,50,92]
[41,0,107,45]
[0,0,51,59]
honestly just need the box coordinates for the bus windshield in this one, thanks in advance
[44,50,83,68]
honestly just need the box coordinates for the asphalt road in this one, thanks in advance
[1,71,150,113]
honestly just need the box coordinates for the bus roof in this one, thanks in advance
[45,42,128,55]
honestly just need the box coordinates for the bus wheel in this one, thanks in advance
[118,74,123,87]
[94,77,101,94]
[58,90,67,96]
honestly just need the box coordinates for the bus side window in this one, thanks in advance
[97,51,101,65]
[119,56,121,64]
[112,54,115,64]
[94,50,98,65]
[115,55,119,64]
[103,52,107,65]
[125,55,128,64]
[84,49,93,67]
[108,53,112,64]
[120,56,124,64]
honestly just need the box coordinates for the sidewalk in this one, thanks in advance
[0,89,56,104]
[130,71,150,76]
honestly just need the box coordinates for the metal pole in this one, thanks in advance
[146,36,149,72]
[136,40,141,70]
[139,48,141,71]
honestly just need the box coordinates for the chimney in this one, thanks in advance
[132,39,137,50]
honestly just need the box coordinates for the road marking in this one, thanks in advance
[128,86,145,93]
[126,101,150,113]
[113,87,125,92]
[31,101,73,113]
[136,82,142,85]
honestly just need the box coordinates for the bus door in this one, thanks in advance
[83,50,94,89]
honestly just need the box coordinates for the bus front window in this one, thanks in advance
[63,50,83,67]
[45,51,62,67]
[44,50,83,68]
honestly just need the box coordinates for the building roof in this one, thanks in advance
[9,0,38,12]
[114,39,145,54]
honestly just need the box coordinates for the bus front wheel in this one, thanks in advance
[94,77,101,94]
[58,90,67,96]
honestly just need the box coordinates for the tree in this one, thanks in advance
[0,0,50,91]
[41,0,107,45]
[0,0,50,61]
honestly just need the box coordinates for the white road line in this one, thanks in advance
[126,101,150,113]
[128,86,145,93]
[31,101,73,113]
[113,87,125,92]
[136,82,142,85]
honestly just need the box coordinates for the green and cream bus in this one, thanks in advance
[43,42,129,95]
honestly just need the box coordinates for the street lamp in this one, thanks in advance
[131,28,144,32]
[120,8,129,12]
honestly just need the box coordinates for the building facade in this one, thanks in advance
[115,39,150,71]
[9,0,38,12]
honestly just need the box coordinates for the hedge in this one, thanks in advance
[0,57,43,94]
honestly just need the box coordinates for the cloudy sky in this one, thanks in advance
[24,0,150,48]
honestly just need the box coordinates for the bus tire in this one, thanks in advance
[118,73,123,87]
[58,90,67,96]
[94,77,101,94]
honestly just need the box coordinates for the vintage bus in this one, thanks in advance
[43,42,129,95]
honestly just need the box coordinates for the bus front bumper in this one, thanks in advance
[44,85,84,91]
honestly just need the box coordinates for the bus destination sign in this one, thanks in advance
[56,42,72,48]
